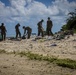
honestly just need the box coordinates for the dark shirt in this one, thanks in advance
[0,25,6,33]
[47,20,53,28]
[37,21,43,29]
[24,27,32,34]
[15,25,20,32]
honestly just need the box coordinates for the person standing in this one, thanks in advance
[46,17,53,36]
[15,23,21,39]
[37,19,44,37]
[23,26,32,39]
[0,23,7,41]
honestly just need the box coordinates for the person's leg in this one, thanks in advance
[1,33,3,40]
[41,29,44,37]
[27,33,30,39]
[38,29,40,36]
[16,31,18,39]
[19,31,21,38]
[47,28,49,36]
[50,29,53,36]
[4,33,6,40]
[42,31,44,37]
[28,31,31,39]
[47,30,50,36]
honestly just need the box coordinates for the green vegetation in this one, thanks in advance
[18,51,76,69]
[61,9,76,31]
[0,50,76,69]
[0,49,6,53]
[55,59,76,69]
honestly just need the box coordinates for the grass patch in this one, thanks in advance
[1,50,76,69]
[56,59,76,69]
[0,49,6,54]
[18,51,76,69]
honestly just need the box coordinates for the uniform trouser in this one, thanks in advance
[16,31,21,39]
[47,28,53,36]
[38,29,44,37]
[27,31,31,39]
[1,32,6,40]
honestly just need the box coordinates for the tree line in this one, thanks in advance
[61,9,76,32]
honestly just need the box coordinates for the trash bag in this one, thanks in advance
[22,35,26,39]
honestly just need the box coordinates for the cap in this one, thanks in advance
[17,23,20,26]
[41,19,44,22]
[48,17,50,19]
[23,26,25,29]
[1,23,4,25]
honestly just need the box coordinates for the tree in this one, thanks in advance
[61,9,76,31]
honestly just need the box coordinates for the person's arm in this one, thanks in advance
[4,26,7,32]
[24,28,26,35]
[51,20,53,26]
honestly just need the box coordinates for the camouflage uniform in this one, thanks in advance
[37,19,44,37]
[46,17,53,36]
[15,23,21,39]
[23,26,32,39]
[0,23,7,40]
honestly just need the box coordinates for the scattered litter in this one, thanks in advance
[47,37,53,40]
[35,36,42,40]
[73,46,76,48]
[8,37,22,41]
[72,39,76,41]
[22,35,26,39]
[51,43,57,46]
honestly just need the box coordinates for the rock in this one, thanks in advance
[51,44,57,46]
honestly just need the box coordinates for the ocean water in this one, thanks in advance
[6,33,37,38]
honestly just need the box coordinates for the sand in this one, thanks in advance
[0,34,76,75]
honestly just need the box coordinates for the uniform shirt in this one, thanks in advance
[47,20,53,28]
[0,25,6,33]
[15,25,20,32]
[24,27,32,34]
[37,21,43,29]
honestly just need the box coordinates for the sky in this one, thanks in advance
[0,0,76,37]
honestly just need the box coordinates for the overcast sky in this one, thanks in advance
[0,0,76,36]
